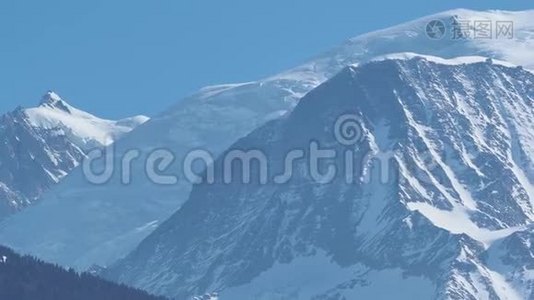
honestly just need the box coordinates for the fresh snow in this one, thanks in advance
[369,53,524,70]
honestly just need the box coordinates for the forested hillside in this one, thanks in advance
[0,245,167,300]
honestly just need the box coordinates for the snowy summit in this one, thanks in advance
[0,91,149,218]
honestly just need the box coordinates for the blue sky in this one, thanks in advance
[1,1,532,119]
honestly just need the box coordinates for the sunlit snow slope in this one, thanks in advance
[25,91,149,151]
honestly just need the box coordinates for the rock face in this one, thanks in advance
[106,58,534,300]
[0,107,84,216]
[2,8,534,271]
[0,92,148,219]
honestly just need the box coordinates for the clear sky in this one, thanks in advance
[1,1,532,119]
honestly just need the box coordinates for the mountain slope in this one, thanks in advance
[106,57,534,299]
[1,9,534,270]
[0,91,148,218]
[0,245,166,300]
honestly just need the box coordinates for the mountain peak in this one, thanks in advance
[105,55,534,299]
[39,91,72,113]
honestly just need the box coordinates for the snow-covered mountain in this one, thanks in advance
[106,56,534,299]
[0,91,148,218]
[26,91,149,151]
[1,9,533,271]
